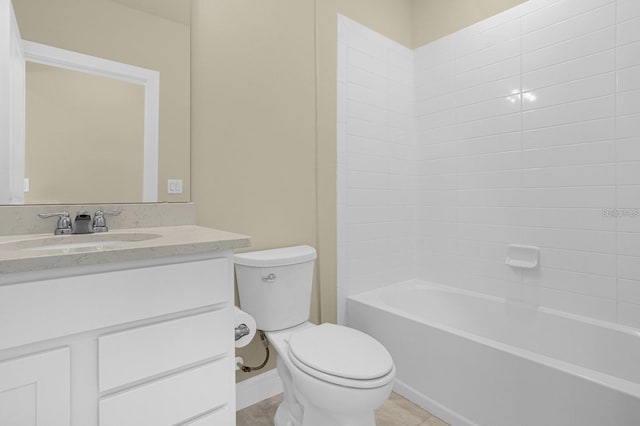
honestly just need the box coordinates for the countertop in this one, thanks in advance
[0,225,251,275]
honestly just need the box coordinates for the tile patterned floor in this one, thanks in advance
[236,391,449,426]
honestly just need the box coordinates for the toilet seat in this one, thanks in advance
[287,323,395,389]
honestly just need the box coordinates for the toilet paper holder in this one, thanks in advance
[235,323,251,341]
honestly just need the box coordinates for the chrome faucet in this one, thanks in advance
[37,212,72,235]
[72,211,93,234]
[92,209,121,232]
[38,209,121,235]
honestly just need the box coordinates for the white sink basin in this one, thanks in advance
[0,233,162,254]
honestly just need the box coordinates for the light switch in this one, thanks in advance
[167,179,183,194]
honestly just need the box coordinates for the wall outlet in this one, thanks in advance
[23,178,30,192]
[167,179,183,194]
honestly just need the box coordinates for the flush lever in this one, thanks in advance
[262,273,276,283]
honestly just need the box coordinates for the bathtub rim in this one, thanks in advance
[347,279,640,400]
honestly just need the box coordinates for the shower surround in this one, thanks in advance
[337,0,640,327]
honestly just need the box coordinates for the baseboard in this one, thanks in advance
[236,370,283,411]
[393,379,475,426]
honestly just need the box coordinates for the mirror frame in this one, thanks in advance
[22,41,160,202]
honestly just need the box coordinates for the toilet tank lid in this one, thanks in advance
[235,245,317,267]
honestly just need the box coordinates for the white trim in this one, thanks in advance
[0,0,25,204]
[22,41,159,202]
[393,379,475,426]
[235,370,283,411]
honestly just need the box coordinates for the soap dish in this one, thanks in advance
[505,244,539,269]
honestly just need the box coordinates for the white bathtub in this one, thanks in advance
[347,280,640,426]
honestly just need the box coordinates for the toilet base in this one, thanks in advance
[274,400,376,426]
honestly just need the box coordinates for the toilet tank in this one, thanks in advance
[235,245,317,331]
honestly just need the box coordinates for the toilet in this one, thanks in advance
[235,245,395,426]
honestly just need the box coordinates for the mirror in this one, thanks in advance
[5,0,191,205]
[23,41,159,204]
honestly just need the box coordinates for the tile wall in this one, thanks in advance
[338,0,640,328]
[337,16,415,323]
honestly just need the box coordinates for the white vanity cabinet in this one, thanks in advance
[0,251,238,426]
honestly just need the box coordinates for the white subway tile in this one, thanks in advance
[348,153,389,172]
[457,206,522,226]
[541,247,617,277]
[456,223,522,243]
[523,187,616,208]
[522,226,617,253]
[618,255,640,281]
[456,19,520,58]
[619,279,640,305]
[523,267,616,299]
[417,109,455,131]
[617,113,640,139]
[457,151,522,173]
[522,26,615,73]
[616,138,640,162]
[348,47,388,77]
[617,41,640,68]
[617,89,640,116]
[521,0,614,34]
[349,33,389,60]
[347,170,390,189]
[617,161,640,185]
[456,38,520,75]
[522,72,615,111]
[521,207,616,231]
[522,95,615,130]
[618,0,640,23]
[523,164,616,188]
[458,170,522,190]
[522,3,615,53]
[523,140,615,168]
[456,56,520,90]
[618,232,640,257]
[416,94,454,116]
[522,117,615,149]
[457,188,523,207]
[456,113,521,139]
[348,65,388,91]
[618,65,640,92]
[347,117,389,141]
[617,17,640,46]
[456,96,521,124]
[347,82,387,109]
[457,132,521,155]
[346,99,385,124]
[456,75,521,107]
[617,185,640,209]
[523,49,615,91]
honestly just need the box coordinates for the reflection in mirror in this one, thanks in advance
[22,41,159,203]
[26,63,145,204]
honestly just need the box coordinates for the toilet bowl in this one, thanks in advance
[235,246,396,426]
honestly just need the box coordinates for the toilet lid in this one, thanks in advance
[288,323,394,382]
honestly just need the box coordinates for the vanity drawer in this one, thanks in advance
[183,406,232,425]
[0,257,231,350]
[99,359,232,426]
[98,309,231,392]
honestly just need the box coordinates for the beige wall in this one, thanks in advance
[412,0,527,47]
[25,63,144,204]
[13,0,190,203]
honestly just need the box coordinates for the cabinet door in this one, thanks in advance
[0,347,71,426]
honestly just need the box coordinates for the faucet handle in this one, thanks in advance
[38,211,72,235]
[93,209,121,232]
